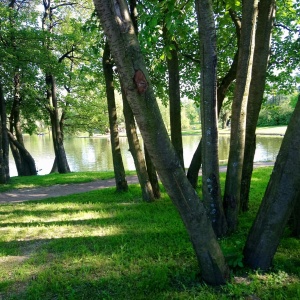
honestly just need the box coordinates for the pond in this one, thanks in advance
[9,134,283,176]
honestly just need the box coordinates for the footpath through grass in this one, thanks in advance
[0,167,299,299]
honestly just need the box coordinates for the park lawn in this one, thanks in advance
[0,167,299,300]
[0,171,136,193]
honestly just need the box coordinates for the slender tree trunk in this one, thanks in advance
[129,0,160,197]
[163,28,184,169]
[0,82,10,183]
[102,42,128,192]
[240,0,276,211]
[93,0,229,285]
[195,0,227,237]
[223,0,259,233]
[243,96,300,270]
[9,73,37,176]
[144,145,161,199]
[122,87,155,202]
[290,192,300,238]
[187,18,240,189]
[46,75,70,174]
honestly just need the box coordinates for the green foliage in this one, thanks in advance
[257,103,294,126]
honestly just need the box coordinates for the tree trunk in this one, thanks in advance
[223,0,259,233]
[93,0,229,285]
[102,42,128,192]
[163,27,184,169]
[195,0,227,237]
[46,74,70,174]
[187,16,240,189]
[240,0,276,212]
[243,96,300,270]
[7,132,37,175]
[9,73,37,176]
[290,192,300,238]
[122,87,155,202]
[0,82,10,183]
[144,144,161,199]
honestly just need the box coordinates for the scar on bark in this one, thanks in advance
[134,70,148,94]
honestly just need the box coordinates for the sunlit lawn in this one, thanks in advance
[0,167,299,299]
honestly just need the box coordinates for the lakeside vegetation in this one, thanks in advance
[1,167,299,299]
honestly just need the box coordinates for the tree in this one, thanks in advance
[93,0,229,285]
[240,0,276,211]
[0,81,10,183]
[243,95,300,270]
[194,0,227,237]
[223,0,259,233]
[102,41,128,192]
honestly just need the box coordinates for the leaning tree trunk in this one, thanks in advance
[129,0,160,198]
[7,132,37,175]
[290,192,300,238]
[46,75,70,174]
[144,145,161,199]
[0,82,10,183]
[243,95,300,270]
[93,0,229,285]
[240,0,276,212]
[163,26,184,169]
[223,0,259,233]
[102,42,128,192]
[122,88,155,202]
[195,0,227,237]
[9,73,37,176]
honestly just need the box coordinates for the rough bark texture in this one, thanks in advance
[103,42,128,192]
[290,192,300,238]
[93,0,229,285]
[144,144,161,199]
[187,14,240,189]
[122,87,155,202]
[243,96,300,270]
[0,82,10,183]
[223,0,259,233]
[195,0,227,237]
[240,0,275,211]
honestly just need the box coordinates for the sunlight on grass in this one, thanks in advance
[0,169,299,300]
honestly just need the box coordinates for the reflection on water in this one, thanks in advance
[9,134,282,176]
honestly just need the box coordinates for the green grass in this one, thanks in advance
[0,171,136,193]
[0,167,299,299]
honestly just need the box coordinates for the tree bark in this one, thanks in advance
[122,87,155,202]
[223,0,259,233]
[9,73,37,176]
[144,144,161,199]
[187,13,240,189]
[102,41,128,192]
[46,74,70,174]
[0,82,10,183]
[195,0,227,237]
[243,96,300,270]
[129,0,160,198]
[240,0,276,211]
[163,26,184,169]
[290,192,300,238]
[93,0,229,285]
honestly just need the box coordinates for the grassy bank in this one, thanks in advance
[0,167,299,299]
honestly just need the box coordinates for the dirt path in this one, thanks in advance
[0,162,274,203]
